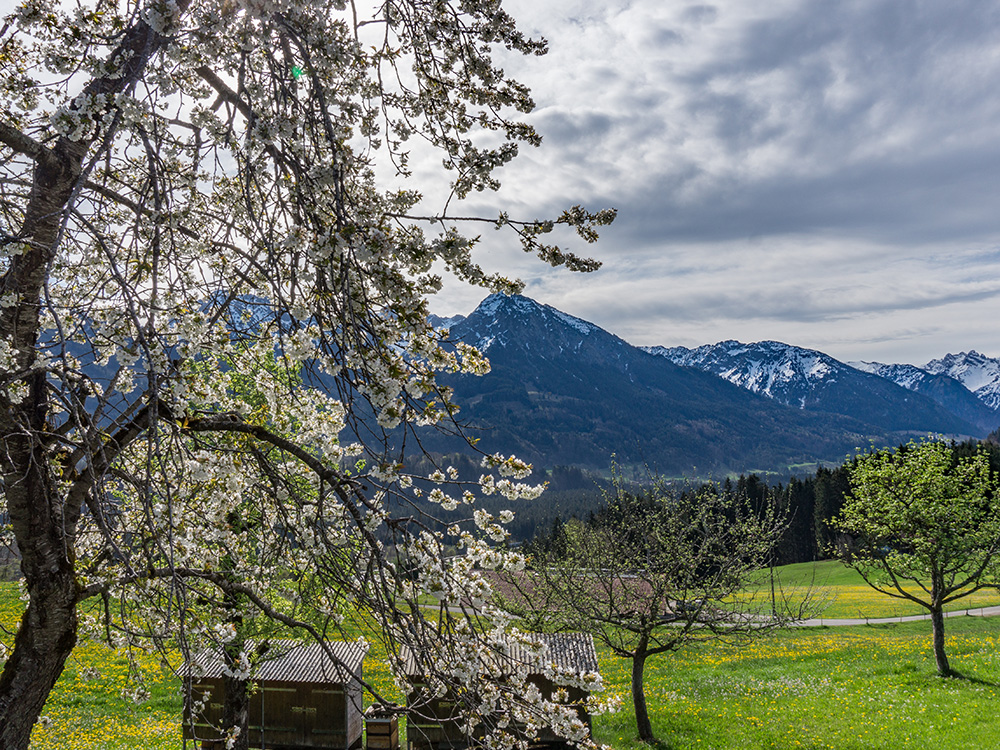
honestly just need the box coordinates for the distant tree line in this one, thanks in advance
[524,439,1000,566]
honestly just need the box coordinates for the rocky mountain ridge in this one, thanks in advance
[922,350,1000,410]
[637,339,1000,435]
[424,295,989,475]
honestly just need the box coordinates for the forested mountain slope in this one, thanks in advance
[422,295,979,475]
[641,339,990,434]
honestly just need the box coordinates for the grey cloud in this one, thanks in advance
[680,5,718,26]
[619,143,1000,247]
[695,2,1000,81]
[605,282,1000,326]
[435,0,1000,363]
[533,110,617,149]
[530,0,1000,248]
[646,27,684,47]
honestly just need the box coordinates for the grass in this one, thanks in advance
[0,585,403,750]
[26,640,181,750]
[753,560,1000,619]
[592,617,1000,749]
[3,562,1000,748]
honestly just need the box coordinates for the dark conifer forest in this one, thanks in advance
[520,439,1000,566]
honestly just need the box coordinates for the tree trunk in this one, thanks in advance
[631,646,653,742]
[0,375,82,748]
[0,576,78,747]
[219,557,251,750]
[0,67,91,748]
[0,472,80,748]
[0,10,188,745]
[930,607,951,677]
[222,673,251,750]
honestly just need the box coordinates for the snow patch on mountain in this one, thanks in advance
[475,293,509,319]
[428,313,466,330]
[465,294,603,341]
[923,351,1000,409]
[849,361,924,389]
[644,340,843,406]
[438,293,642,374]
[551,308,599,335]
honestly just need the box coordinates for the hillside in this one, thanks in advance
[849,360,1000,434]
[923,351,1000,410]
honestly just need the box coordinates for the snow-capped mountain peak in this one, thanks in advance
[419,295,994,470]
[848,360,930,391]
[923,351,1000,409]
[456,293,604,353]
[844,358,999,432]
[428,313,466,330]
[643,338,994,433]
[475,293,599,333]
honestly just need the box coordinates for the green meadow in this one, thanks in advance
[596,617,1000,749]
[4,561,1000,749]
[753,560,1000,620]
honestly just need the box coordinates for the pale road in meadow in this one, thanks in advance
[794,606,1000,627]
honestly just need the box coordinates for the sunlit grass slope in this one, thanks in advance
[752,560,1000,619]
[593,617,1000,749]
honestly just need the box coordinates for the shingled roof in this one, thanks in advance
[517,632,598,674]
[189,639,366,683]
[402,632,598,677]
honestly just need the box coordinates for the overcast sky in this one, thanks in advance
[424,0,1000,366]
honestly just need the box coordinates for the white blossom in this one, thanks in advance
[0,0,611,743]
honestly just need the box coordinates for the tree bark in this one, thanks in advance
[222,672,251,750]
[0,582,79,747]
[631,644,653,742]
[0,391,81,747]
[0,8,191,746]
[930,607,951,677]
[221,589,250,750]
[0,133,88,748]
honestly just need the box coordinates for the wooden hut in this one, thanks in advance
[184,639,366,750]
[403,632,599,750]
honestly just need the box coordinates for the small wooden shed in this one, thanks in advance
[184,639,366,750]
[403,632,599,750]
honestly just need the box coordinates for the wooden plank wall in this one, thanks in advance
[184,677,363,749]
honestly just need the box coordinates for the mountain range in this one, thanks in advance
[646,341,1000,435]
[424,294,1000,477]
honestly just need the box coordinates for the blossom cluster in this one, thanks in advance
[1,0,611,745]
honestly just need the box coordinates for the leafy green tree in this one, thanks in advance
[837,440,1000,677]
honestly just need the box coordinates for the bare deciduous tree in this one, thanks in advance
[497,472,811,742]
